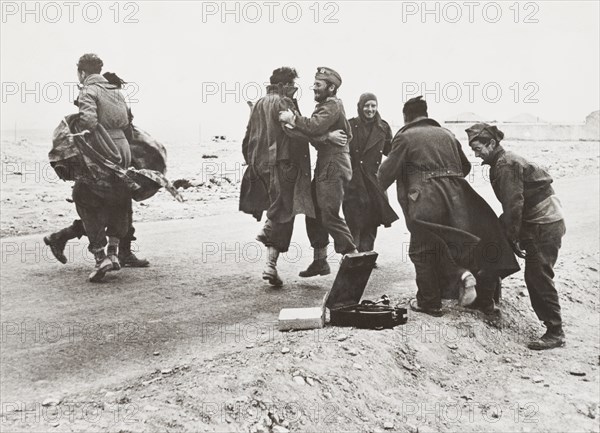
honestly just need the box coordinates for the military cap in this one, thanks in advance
[465,123,505,144]
[315,66,342,88]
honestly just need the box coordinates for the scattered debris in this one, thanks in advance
[42,398,60,407]
[292,376,306,386]
[142,377,162,386]
[173,179,194,190]
[347,347,359,356]
[402,362,414,371]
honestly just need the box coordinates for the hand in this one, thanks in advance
[327,129,348,146]
[67,130,91,139]
[511,240,527,259]
[279,109,295,125]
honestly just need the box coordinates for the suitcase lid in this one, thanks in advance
[325,251,378,310]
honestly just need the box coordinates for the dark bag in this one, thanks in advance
[325,252,407,329]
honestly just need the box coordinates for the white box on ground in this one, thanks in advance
[278,307,325,331]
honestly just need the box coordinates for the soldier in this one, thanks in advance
[378,97,519,317]
[72,53,132,282]
[44,71,149,269]
[279,67,357,277]
[467,123,566,350]
[240,67,347,286]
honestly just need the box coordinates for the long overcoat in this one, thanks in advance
[378,118,520,291]
[239,85,315,222]
[343,116,398,228]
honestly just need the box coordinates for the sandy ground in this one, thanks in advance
[0,133,599,432]
[0,132,598,238]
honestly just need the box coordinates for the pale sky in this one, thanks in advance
[1,1,599,142]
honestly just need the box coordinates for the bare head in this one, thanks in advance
[77,53,103,83]
[270,67,299,86]
[402,96,428,124]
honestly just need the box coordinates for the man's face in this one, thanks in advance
[470,139,495,163]
[362,100,377,119]
[313,79,333,102]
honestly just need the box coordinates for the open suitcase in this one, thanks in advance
[325,252,408,329]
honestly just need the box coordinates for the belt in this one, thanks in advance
[424,169,463,180]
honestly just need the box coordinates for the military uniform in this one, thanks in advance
[293,96,357,254]
[240,84,314,253]
[488,145,565,330]
[379,118,519,310]
[74,73,131,253]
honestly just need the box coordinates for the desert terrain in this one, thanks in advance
[0,130,599,433]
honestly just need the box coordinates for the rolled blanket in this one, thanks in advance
[49,114,183,202]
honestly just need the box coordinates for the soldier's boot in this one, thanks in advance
[458,270,477,306]
[107,237,121,271]
[527,325,566,350]
[89,249,113,283]
[409,298,444,317]
[43,220,85,264]
[339,248,359,264]
[118,227,150,268]
[299,247,330,278]
[262,247,283,287]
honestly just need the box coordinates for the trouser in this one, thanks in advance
[346,218,377,252]
[410,239,453,309]
[72,182,130,252]
[259,218,295,253]
[409,225,465,309]
[259,161,300,253]
[71,199,135,242]
[305,153,356,254]
[521,219,566,328]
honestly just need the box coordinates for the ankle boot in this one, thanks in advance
[262,247,283,287]
[118,227,150,267]
[528,325,566,350]
[339,248,359,264]
[43,220,85,264]
[107,244,121,271]
[89,249,113,283]
[299,247,330,277]
[458,271,477,306]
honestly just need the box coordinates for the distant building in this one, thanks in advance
[445,112,494,124]
[443,110,600,142]
[504,113,548,124]
[585,111,599,127]
[583,111,600,140]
